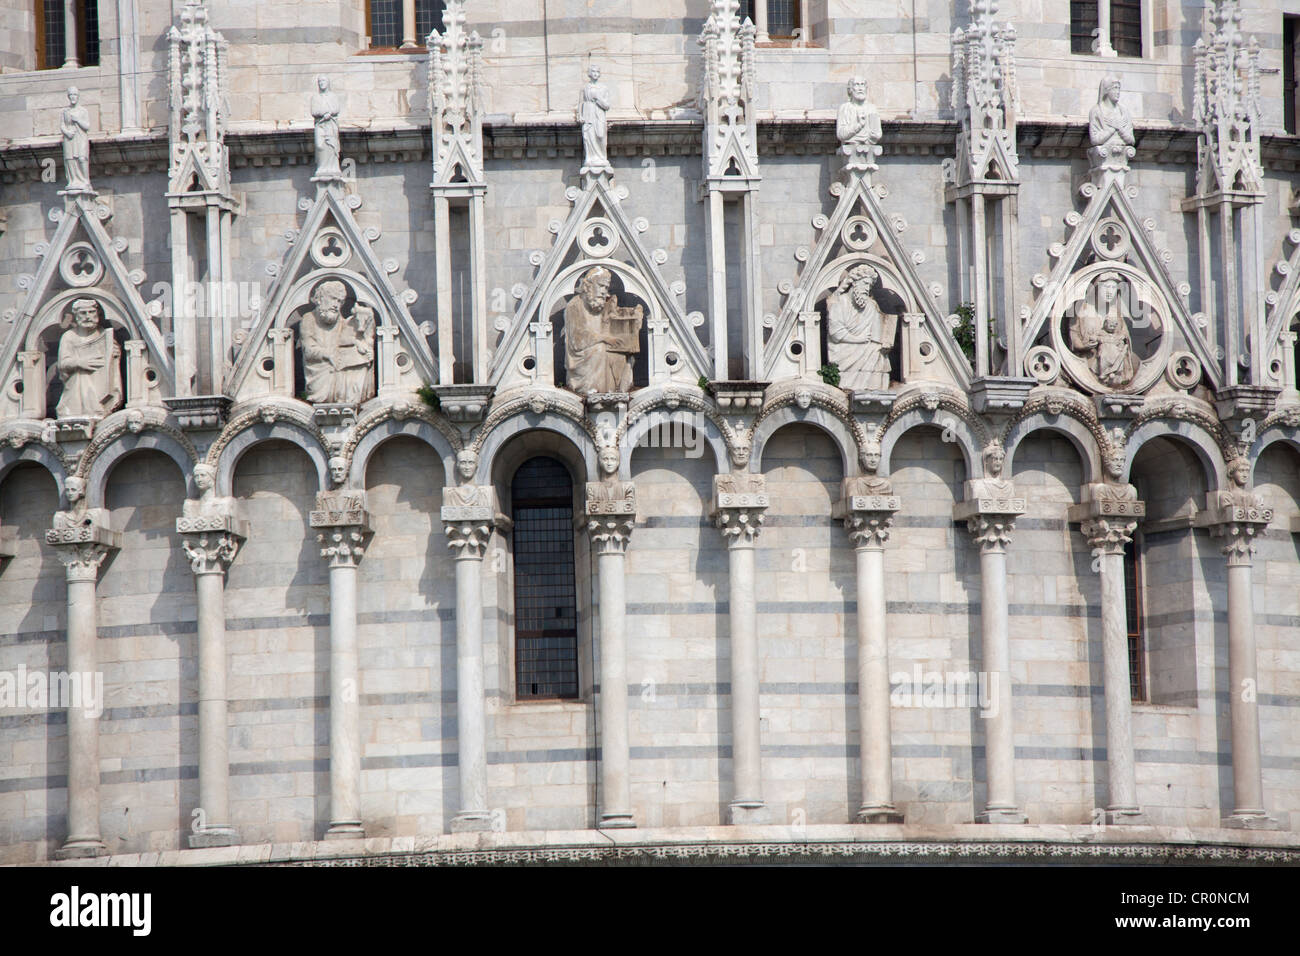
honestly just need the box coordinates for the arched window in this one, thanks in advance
[510,457,579,700]
[1123,535,1146,701]
[35,0,99,70]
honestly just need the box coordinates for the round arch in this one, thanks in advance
[750,406,857,476]
[475,412,598,487]
[0,444,69,506]
[349,417,455,490]
[622,407,728,478]
[879,409,982,479]
[85,430,198,508]
[1002,413,1101,485]
[1124,419,1227,492]
[213,421,331,496]
[1248,427,1300,483]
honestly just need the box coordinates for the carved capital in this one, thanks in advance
[843,511,895,550]
[180,530,242,575]
[965,514,1017,554]
[586,514,635,555]
[1080,516,1137,555]
[443,519,492,560]
[1207,521,1264,567]
[318,525,368,569]
[46,509,120,581]
[712,473,767,546]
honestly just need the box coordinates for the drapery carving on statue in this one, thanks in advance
[970,441,1014,498]
[1089,76,1135,183]
[299,279,376,404]
[563,266,643,395]
[55,299,123,419]
[311,75,343,183]
[825,265,898,391]
[1063,273,1160,392]
[61,87,93,194]
[837,76,883,174]
[579,65,612,175]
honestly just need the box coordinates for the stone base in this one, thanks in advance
[322,822,366,840]
[976,809,1028,825]
[450,811,494,834]
[598,811,637,830]
[1221,812,1282,831]
[728,803,769,826]
[1104,808,1145,826]
[188,827,239,849]
[53,839,108,860]
[857,806,905,825]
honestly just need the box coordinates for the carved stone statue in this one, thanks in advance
[578,65,612,175]
[563,266,642,394]
[61,87,93,194]
[311,75,343,182]
[1088,76,1135,182]
[826,264,896,391]
[1068,274,1140,389]
[836,76,882,173]
[300,280,375,404]
[455,448,478,484]
[56,299,122,419]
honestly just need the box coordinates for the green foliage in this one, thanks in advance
[697,375,714,396]
[817,362,841,387]
[952,302,997,365]
[416,385,440,411]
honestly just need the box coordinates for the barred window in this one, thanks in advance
[1071,0,1142,58]
[34,0,99,70]
[736,1,802,39]
[511,457,580,700]
[367,0,445,49]
[415,0,446,42]
[1123,535,1146,701]
[1285,16,1299,135]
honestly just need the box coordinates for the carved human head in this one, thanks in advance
[69,298,100,331]
[983,441,1006,477]
[599,445,620,476]
[193,463,216,493]
[310,280,347,325]
[1229,457,1250,488]
[847,76,868,103]
[67,86,79,106]
[842,264,878,306]
[1100,75,1121,105]
[579,266,613,312]
[456,448,478,483]
[317,75,330,93]
[329,455,348,486]
[1097,272,1121,305]
[587,65,601,82]
[860,443,881,473]
[64,476,85,503]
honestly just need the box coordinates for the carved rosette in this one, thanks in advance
[46,509,121,581]
[310,491,371,569]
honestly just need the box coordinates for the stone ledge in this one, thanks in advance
[24,824,1300,867]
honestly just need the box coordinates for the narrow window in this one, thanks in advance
[35,0,97,69]
[1286,16,1299,136]
[1123,535,1146,702]
[767,0,800,38]
[415,0,446,42]
[1070,0,1099,54]
[1071,1,1142,58]
[367,0,401,48]
[511,457,579,700]
[738,0,754,23]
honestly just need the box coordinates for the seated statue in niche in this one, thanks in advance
[56,298,122,419]
[1068,274,1140,389]
[836,76,882,173]
[563,265,642,394]
[826,264,897,391]
[300,280,375,404]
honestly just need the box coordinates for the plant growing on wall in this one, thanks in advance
[817,362,841,387]
[416,385,440,411]
[952,303,998,365]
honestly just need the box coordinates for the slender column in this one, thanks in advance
[740,193,765,379]
[1096,0,1116,57]
[971,192,989,376]
[1203,489,1279,829]
[705,188,729,379]
[434,196,455,383]
[47,511,120,859]
[954,481,1027,824]
[587,481,637,828]
[311,492,371,839]
[442,488,496,832]
[712,474,768,824]
[752,0,769,43]
[62,0,79,68]
[178,505,246,847]
[401,0,417,49]
[1071,483,1145,823]
[836,479,903,824]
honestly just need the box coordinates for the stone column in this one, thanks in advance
[835,479,904,824]
[586,479,637,828]
[62,0,79,68]
[1200,489,1280,829]
[400,0,417,49]
[441,488,497,832]
[954,481,1027,824]
[311,492,371,840]
[1069,483,1145,824]
[711,473,768,824]
[46,509,120,859]
[752,0,770,43]
[177,504,247,847]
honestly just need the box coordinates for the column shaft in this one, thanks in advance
[195,569,235,840]
[326,560,362,836]
[63,0,79,68]
[728,541,764,819]
[978,546,1019,817]
[452,551,490,830]
[1098,550,1139,817]
[1226,561,1265,817]
[63,574,102,853]
[855,543,900,821]
[597,547,633,827]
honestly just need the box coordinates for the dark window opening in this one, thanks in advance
[1071,1,1142,58]
[415,0,446,42]
[35,0,98,70]
[735,1,801,39]
[511,457,579,700]
[1123,535,1146,702]
[1286,17,1299,135]
[368,0,445,49]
